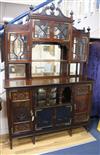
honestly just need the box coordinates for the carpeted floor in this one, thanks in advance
[42,117,100,155]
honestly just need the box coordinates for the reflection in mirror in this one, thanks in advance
[70,63,76,75]
[9,64,25,78]
[32,44,61,76]
[70,63,80,76]
[77,63,80,75]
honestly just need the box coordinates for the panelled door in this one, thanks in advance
[73,84,92,124]
[5,23,31,79]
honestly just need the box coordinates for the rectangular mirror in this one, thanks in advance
[69,63,80,76]
[9,64,25,78]
[32,44,61,76]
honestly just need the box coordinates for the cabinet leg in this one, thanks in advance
[68,129,72,136]
[9,137,13,149]
[32,135,35,144]
[84,125,89,132]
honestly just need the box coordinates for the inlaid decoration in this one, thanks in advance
[11,90,30,101]
[14,123,31,133]
[75,84,91,95]
[74,113,89,123]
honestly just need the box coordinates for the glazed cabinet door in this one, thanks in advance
[34,85,73,131]
[5,23,32,79]
[5,23,31,63]
[55,105,72,126]
[70,29,89,62]
[34,87,57,131]
[8,88,33,136]
[73,84,92,124]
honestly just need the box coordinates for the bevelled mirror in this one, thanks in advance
[9,64,25,78]
[31,44,62,77]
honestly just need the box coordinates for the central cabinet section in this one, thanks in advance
[34,86,73,132]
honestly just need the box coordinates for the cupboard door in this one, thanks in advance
[5,24,31,63]
[5,23,31,79]
[70,29,89,62]
[10,89,33,135]
[55,105,72,126]
[73,84,92,124]
[35,108,53,130]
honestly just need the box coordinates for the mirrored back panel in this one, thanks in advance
[32,44,62,77]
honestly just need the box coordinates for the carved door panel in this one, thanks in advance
[10,89,33,135]
[73,84,92,124]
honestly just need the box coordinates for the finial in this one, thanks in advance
[50,3,55,15]
[83,27,85,32]
[70,10,73,18]
[29,5,34,10]
[87,27,90,32]
[4,21,8,25]
[50,3,55,11]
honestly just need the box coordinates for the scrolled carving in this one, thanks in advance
[40,3,66,18]
[13,102,31,122]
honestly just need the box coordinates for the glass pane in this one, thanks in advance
[54,23,69,40]
[33,20,50,38]
[9,64,25,78]
[73,37,88,61]
[9,34,28,60]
